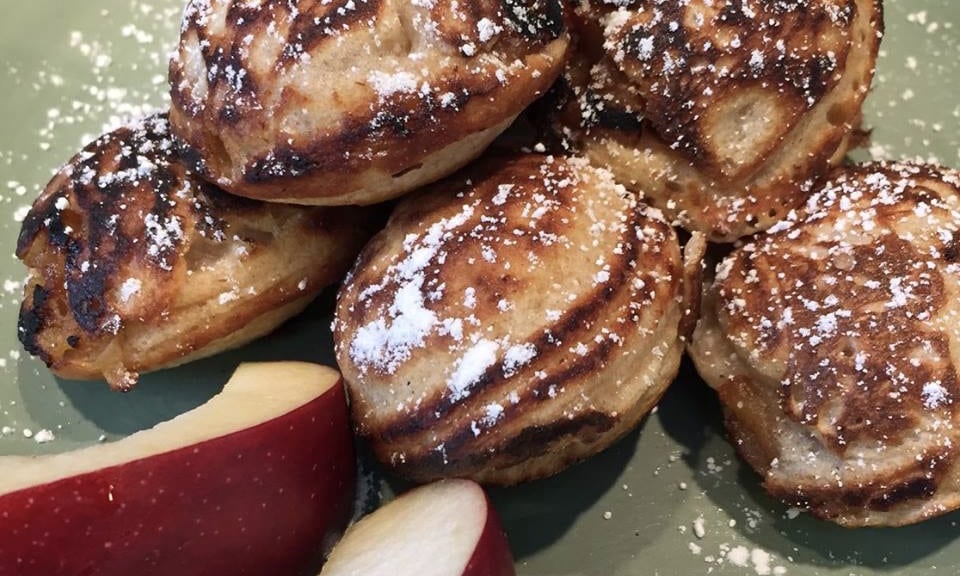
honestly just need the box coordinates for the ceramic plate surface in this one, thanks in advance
[1,2,959,575]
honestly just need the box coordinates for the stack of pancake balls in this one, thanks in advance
[14,1,960,571]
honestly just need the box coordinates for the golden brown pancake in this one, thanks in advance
[169,0,570,206]
[555,0,882,241]
[691,162,960,526]
[334,154,702,484]
[17,114,371,390]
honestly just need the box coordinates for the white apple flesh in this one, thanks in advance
[0,362,356,576]
[321,479,515,576]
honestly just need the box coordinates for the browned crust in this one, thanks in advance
[366,190,650,440]
[691,162,960,526]
[719,163,960,449]
[334,154,685,484]
[169,0,571,204]
[601,1,858,176]
[17,114,373,389]
[719,376,957,526]
[18,116,257,338]
[556,0,884,241]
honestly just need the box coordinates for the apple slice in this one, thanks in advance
[321,479,515,576]
[0,362,355,576]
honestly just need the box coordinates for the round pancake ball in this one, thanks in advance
[17,114,372,390]
[169,0,570,206]
[334,154,702,484]
[691,162,960,526]
[555,0,883,241]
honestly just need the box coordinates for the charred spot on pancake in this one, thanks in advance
[393,409,617,482]
[17,284,52,364]
[778,238,952,447]
[246,148,319,184]
[18,116,193,335]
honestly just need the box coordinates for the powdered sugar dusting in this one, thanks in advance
[448,339,499,402]
[367,71,419,101]
[502,343,537,378]
[922,381,951,410]
[350,204,475,374]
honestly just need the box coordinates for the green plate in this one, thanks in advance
[1,1,959,574]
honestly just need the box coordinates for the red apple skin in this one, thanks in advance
[462,495,516,576]
[0,382,355,576]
